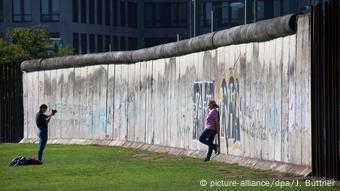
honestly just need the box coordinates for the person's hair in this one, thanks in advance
[39,104,48,110]
[208,100,219,108]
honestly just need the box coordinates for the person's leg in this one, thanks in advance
[205,130,217,160]
[199,129,210,145]
[37,128,48,161]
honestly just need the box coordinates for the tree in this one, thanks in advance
[0,26,74,64]
[56,46,74,57]
[0,38,29,64]
[7,26,53,59]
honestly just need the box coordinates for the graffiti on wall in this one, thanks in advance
[192,81,215,140]
[220,77,241,154]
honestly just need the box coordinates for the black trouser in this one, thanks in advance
[37,127,48,161]
[199,128,216,159]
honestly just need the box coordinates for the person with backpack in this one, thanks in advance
[199,100,220,161]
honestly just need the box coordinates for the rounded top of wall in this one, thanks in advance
[21,13,299,72]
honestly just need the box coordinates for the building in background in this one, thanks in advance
[194,0,313,35]
[0,0,141,54]
[0,0,314,54]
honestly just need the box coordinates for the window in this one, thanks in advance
[256,0,274,21]
[49,32,60,38]
[97,35,103,52]
[80,0,86,23]
[273,0,281,17]
[81,33,87,54]
[220,2,230,26]
[120,1,126,27]
[299,0,310,11]
[231,2,244,25]
[73,33,79,54]
[89,0,94,24]
[105,0,110,26]
[256,0,265,21]
[128,37,137,50]
[177,3,187,27]
[72,0,78,22]
[159,3,171,27]
[128,2,137,28]
[144,37,176,48]
[13,0,32,22]
[89,34,95,53]
[50,33,61,50]
[144,2,187,28]
[97,0,102,25]
[209,1,239,28]
[0,0,3,22]
[105,35,111,51]
[112,36,118,51]
[199,1,211,27]
[170,3,187,27]
[283,0,298,15]
[112,0,118,26]
[199,1,244,28]
[41,0,60,22]
[273,0,310,18]
[120,36,126,50]
[144,3,152,27]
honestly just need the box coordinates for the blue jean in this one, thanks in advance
[199,128,217,159]
[37,127,48,161]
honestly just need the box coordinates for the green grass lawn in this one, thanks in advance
[0,144,339,191]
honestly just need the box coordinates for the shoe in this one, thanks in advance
[204,158,210,162]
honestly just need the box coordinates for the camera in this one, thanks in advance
[52,109,57,114]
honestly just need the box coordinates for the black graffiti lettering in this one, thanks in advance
[192,81,215,140]
[220,77,240,149]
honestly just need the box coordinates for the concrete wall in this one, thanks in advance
[22,14,311,167]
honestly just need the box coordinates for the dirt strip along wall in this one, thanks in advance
[22,14,311,166]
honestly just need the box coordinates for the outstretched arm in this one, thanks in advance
[45,113,54,124]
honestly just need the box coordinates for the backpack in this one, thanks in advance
[9,156,27,167]
[9,156,43,167]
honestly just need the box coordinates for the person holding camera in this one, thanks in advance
[36,104,56,161]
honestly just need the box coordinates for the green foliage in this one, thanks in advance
[0,144,339,191]
[0,26,74,64]
[0,38,29,64]
[7,26,54,59]
[56,46,74,57]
